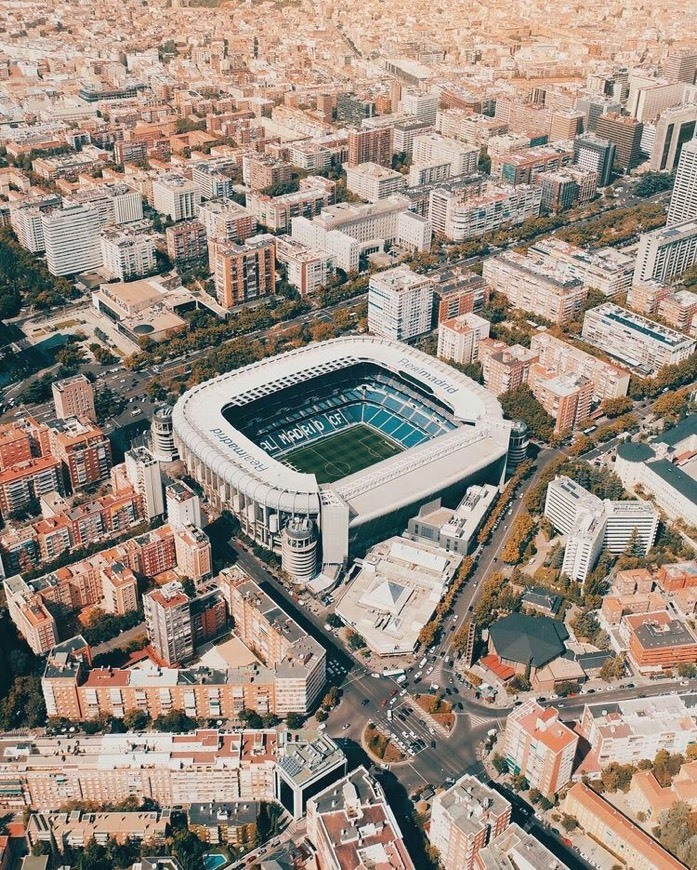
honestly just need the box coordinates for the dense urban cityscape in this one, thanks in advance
[0,0,697,868]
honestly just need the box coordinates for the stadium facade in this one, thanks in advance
[173,336,520,580]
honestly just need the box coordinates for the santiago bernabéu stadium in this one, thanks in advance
[172,336,525,580]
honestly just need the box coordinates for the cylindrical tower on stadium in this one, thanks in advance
[281,517,318,584]
[506,419,529,474]
[151,406,178,462]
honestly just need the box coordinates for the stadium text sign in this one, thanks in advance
[209,427,269,472]
[398,357,459,395]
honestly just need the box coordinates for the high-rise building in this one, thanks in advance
[10,194,61,252]
[664,49,697,85]
[667,137,697,225]
[429,775,511,870]
[549,109,584,141]
[412,133,479,175]
[437,313,490,365]
[165,219,208,268]
[212,234,276,309]
[627,77,687,123]
[144,581,194,666]
[344,163,407,202]
[399,91,439,125]
[152,174,200,222]
[530,238,634,298]
[650,104,697,171]
[346,127,393,167]
[173,525,212,581]
[197,200,256,244]
[166,481,202,530]
[48,418,112,492]
[99,226,156,281]
[124,446,164,520]
[150,406,178,462]
[368,265,435,340]
[42,204,104,276]
[190,161,235,200]
[575,95,622,132]
[501,700,579,798]
[478,339,539,396]
[573,133,616,186]
[528,367,593,434]
[634,219,697,283]
[274,237,335,297]
[595,113,643,172]
[52,375,96,424]
[0,456,63,519]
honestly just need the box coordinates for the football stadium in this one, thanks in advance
[173,336,521,579]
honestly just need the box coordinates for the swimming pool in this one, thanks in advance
[203,854,228,870]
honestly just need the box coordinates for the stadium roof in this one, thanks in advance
[489,613,569,668]
[173,336,507,517]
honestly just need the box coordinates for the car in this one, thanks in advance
[680,680,689,687]
[431,740,437,749]
[342,723,350,730]
[317,723,327,731]
[426,666,434,675]
[361,699,370,706]
[414,670,422,679]
[586,688,595,694]
[371,673,380,678]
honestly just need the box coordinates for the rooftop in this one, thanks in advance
[489,612,569,668]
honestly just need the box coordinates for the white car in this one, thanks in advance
[426,666,434,675]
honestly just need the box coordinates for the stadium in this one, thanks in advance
[173,336,520,579]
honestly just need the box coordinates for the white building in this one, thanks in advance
[544,476,659,584]
[9,195,61,253]
[335,537,462,656]
[634,219,697,284]
[407,484,498,555]
[408,161,452,187]
[165,480,202,530]
[437,312,490,364]
[668,138,697,226]
[368,265,435,340]
[99,225,156,280]
[530,238,634,298]
[190,160,235,201]
[399,91,439,125]
[344,162,407,202]
[197,199,255,243]
[124,446,164,520]
[42,203,103,276]
[429,182,541,242]
[67,183,143,226]
[152,174,200,222]
[581,303,696,374]
[412,133,479,177]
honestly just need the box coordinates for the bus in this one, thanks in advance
[382,669,406,679]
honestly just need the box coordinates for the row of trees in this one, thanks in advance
[0,227,77,317]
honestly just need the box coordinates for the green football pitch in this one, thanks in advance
[282,424,403,484]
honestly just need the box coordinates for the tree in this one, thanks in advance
[418,621,439,648]
[326,613,342,628]
[556,681,581,697]
[123,709,149,731]
[499,385,555,441]
[239,708,264,729]
[492,753,508,774]
[600,762,635,793]
[501,513,536,564]
[561,814,578,832]
[601,396,634,418]
[286,712,304,729]
[599,655,626,682]
[315,708,328,722]
[346,629,366,650]
[678,662,697,678]
[152,710,197,732]
[55,341,87,371]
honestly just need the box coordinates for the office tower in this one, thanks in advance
[437,313,490,365]
[501,700,579,798]
[627,78,687,123]
[582,303,695,373]
[634,219,697,283]
[595,113,643,171]
[42,204,103,276]
[144,581,194,666]
[48,418,112,491]
[399,91,439,125]
[429,775,511,870]
[664,49,697,84]
[368,265,435,340]
[576,95,622,132]
[549,109,584,141]
[165,219,208,267]
[347,127,393,167]
[52,375,96,424]
[124,446,164,520]
[166,480,202,530]
[573,132,616,186]
[152,174,200,222]
[150,406,177,462]
[212,233,276,309]
[667,138,697,225]
[650,104,697,171]
[99,227,156,281]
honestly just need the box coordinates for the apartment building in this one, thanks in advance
[549,109,584,141]
[346,127,393,167]
[501,700,578,798]
[634,219,697,284]
[399,91,439,125]
[581,694,697,768]
[429,181,542,242]
[51,375,96,424]
[241,155,293,192]
[528,366,593,433]
[144,581,195,666]
[0,456,63,520]
[190,160,235,201]
[0,729,344,820]
[66,184,144,227]
[165,481,202,530]
[624,610,697,672]
[246,177,336,231]
[307,766,415,870]
[367,265,435,341]
[478,339,539,396]
[100,226,156,281]
[27,810,169,853]
[432,267,488,323]
[392,117,436,156]
[658,289,697,331]
[412,133,479,176]
[581,303,696,374]
[345,162,407,202]
[197,199,256,243]
[538,168,598,213]
[429,774,511,870]
[491,144,574,186]
[529,332,630,402]
[122,446,164,521]
[164,219,207,267]
[437,313,490,365]
[595,112,643,172]
[564,783,686,870]
[212,234,276,309]
[275,237,335,296]
[483,250,587,324]
[436,110,508,146]
[0,422,32,470]
[42,203,104,276]
[48,417,112,492]
[173,524,212,581]
[9,194,62,252]
[530,238,634,298]
[152,174,199,222]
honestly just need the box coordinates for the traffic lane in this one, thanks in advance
[544,682,697,721]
